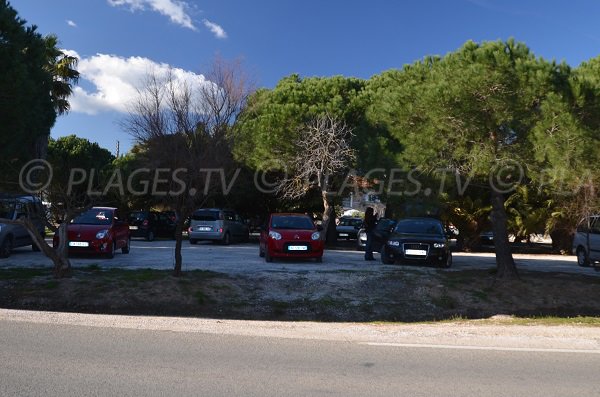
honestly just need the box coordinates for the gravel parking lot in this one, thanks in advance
[0,239,595,277]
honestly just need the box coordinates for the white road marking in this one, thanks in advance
[362,342,600,354]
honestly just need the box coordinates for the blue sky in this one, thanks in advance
[10,0,600,154]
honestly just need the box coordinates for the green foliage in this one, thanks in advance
[234,75,365,169]
[0,0,56,185]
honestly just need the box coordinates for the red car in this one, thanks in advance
[259,213,324,262]
[53,207,130,258]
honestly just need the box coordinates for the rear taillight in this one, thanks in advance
[219,228,223,233]
[188,227,193,232]
[143,220,149,226]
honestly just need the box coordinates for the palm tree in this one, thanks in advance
[44,34,79,115]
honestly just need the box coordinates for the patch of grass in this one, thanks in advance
[0,268,49,280]
[270,300,290,316]
[83,264,102,273]
[470,289,491,302]
[432,294,457,310]
[194,290,207,305]
[107,268,166,283]
[43,280,60,290]
[312,295,340,308]
[487,315,600,327]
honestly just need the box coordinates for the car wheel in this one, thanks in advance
[222,232,231,246]
[0,237,12,258]
[146,230,155,242]
[380,246,394,265]
[265,248,273,263]
[122,238,131,254]
[577,247,590,267]
[440,252,452,268]
[189,239,197,245]
[105,241,115,259]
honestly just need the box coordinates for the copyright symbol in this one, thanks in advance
[254,159,287,194]
[489,159,524,194]
[19,159,53,193]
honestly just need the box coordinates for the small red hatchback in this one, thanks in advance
[259,213,324,262]
[53,207,130,258]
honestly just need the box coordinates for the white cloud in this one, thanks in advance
[65,51,209,115]
[107,0,196,30]
[66,20,77,27]
[202,19,227,39]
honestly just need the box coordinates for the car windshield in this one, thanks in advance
[271,215,314,230]
[0,200,15,219]
[339,218,362,227]
[128,212,147,222]
[72,209,114,225]
[192,210,220,221]
[394,219,443,235]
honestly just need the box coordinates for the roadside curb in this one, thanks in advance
[2,309,600,353]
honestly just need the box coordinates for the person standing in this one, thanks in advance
[363,207,377,261]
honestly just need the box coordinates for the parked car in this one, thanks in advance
[572,215,600,267]
[356,218,397,252]
[480,230,494,245]
[259,213,324,262]
[188,208,249,245]
[336,217,363,240]
[127,210,176,241]
[53,207,130,258]
[0,194,46,258]
[380,217,452,267]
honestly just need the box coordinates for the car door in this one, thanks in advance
[113,210,128,248]
[12,201,32,247]
[589,216,600,262]
[372,219,396,252]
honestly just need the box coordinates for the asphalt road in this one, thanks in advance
[1,318,600,397]
[0,239,595,277]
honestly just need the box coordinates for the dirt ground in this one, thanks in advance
[2,264,600,322]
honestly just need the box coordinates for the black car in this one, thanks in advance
[356,218,397,252]
[380,217,452,267]
[336,217,363,240]
[127,211,176,241]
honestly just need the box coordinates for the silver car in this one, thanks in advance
[0,194,46,258]
[188,208,249,245]
[572,215,600,267]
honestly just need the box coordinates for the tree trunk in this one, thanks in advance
[15,217,71,278]
[173,212,184,277]
[321,191,336,245]
[490,190,519,279]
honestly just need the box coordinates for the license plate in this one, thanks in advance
[198,226,211,231]
[405,249,427,256]
[69,241,89,247]
[288,245,308,251]
[129,226,138,230]
[339,233,349,237]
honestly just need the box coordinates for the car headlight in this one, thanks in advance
[387,240,400,247]
[96,230,109,239]
[433,243,446,248]
[269,231,282,240]
[311,232,321,241]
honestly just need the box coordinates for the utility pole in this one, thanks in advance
[115,140,120,158]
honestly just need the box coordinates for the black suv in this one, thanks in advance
[0,194,46,258]
[127,211,176,241]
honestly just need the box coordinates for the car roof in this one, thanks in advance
[270,213,311,217]
[398,217,442,222]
